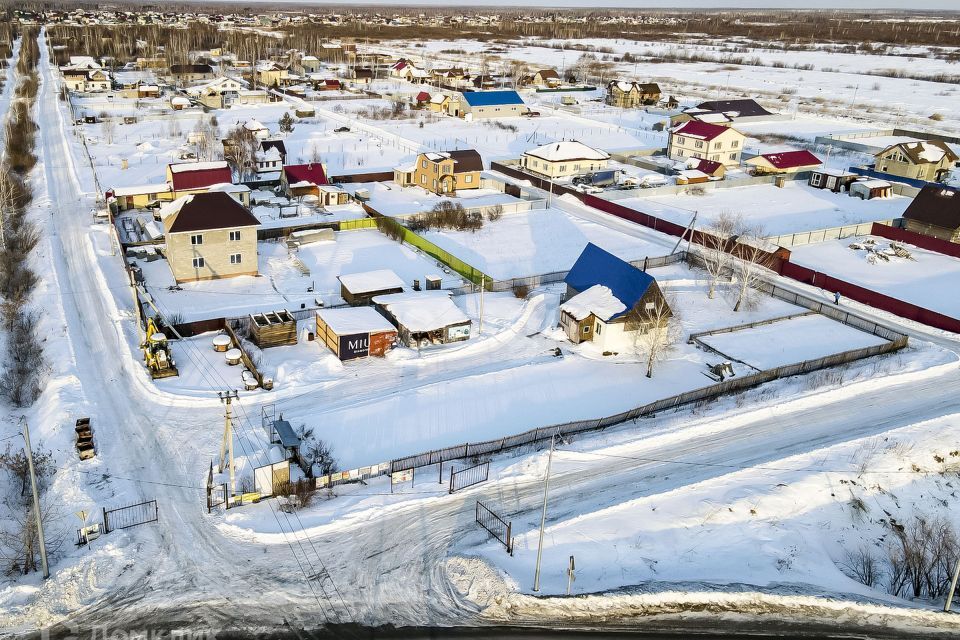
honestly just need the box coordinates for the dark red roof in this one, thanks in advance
[759,150,822,169]
[673,119,731,141]
[169,163,233,191]
[691,158,724,175]
[284,163,328,186]
[324,79,341,87]
[415,91,431,102]
[167,192,260,233]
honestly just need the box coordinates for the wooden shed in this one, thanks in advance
[250,310,298,347]
[338,269,405,306]
[372,291,471,348]
[315,307,397,360]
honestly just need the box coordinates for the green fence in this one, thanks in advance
[338,218,379,231]
[362,211,492,287]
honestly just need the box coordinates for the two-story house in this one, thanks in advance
[395,150,483,195]
[667,120,745,167]
[606,81,661,108]
[874,141,957,184]
[161,192,260,283]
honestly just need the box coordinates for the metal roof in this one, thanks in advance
[564,243,655,321]
[461,90,524,107]
[273,419,301,449]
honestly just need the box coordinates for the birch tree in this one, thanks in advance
[631,287,680,378]
[732,225,773,313]
[700,210,740,299]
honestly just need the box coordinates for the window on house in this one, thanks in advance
[464,175,473,183]
[645,302,655,310]
[811,173,823,186]
[595,323,602,335]
[230,253,242,265]
[731,140,739,148]
[677,136,685,145]
[229,230,241,241]
[421,175,426,184]
[713,142,721,149]
[190,234,203,245]
[677,149,684,157]
[421,160,427,169]
[695,141,704,149]
[729,153,737,161]
[192,256,205,268]
[582,325,590,335]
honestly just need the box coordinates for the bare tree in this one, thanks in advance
[630,287,680,378]
[731,225,773,313]
[223,125,259,181]
[699,211,741,300]
[99,114,116,145]
[0,495,66,576]
[191,117,219,161]
[841,546,881,588]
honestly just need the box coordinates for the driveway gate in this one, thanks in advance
[103,500,158,533]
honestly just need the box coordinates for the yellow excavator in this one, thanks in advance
[141,317,178,379]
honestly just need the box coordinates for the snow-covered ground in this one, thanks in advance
[341,181,520,217]
[6,26,960,639]
[788,236,960,319]
[418,206,674,279]
[698,313,888,370]
[618,182,909,237]
[135,227,464,322]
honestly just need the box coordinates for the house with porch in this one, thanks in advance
[874,140,957,184]
[395,150,483,195]
[560,243,671,352]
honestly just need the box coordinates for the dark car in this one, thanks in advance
[334,126,350,133]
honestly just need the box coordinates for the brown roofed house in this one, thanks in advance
[161,192,260,283]
[902,185,960,243]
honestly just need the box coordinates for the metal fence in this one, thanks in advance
[449,462,490,494]
[103,500,158,533]
[476,501,513,555]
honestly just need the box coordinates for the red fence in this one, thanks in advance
[780,261,960,333]
[870,222,960,260]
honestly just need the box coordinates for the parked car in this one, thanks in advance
[334,126,350,133]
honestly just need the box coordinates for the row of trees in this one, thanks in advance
[0,29,55,576]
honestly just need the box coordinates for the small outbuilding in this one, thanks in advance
[902,184,960,243]
[372,291,471,348]
[746,150,822,175]
[850,179,893,200]
[250,310,298,348]
[338,269,406,306]
[808,167,858,193]
[315,307,398,360]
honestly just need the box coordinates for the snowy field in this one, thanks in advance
[341,181,521,218]
[698,313,888,371]
[788,236,960,319]
[618,182,909,237]
[419,206,674,279]
[134,228,463,322]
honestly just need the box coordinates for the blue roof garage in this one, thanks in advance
[459,90,527,120]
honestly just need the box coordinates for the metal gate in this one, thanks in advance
[476,501,513,555]
[103,500,158,533]
[449,462,489,494]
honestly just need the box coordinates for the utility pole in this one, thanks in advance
[218,390,238,499]
[945,558,960,612]
[533,431,557,592]
[478,274,485,335]
[21,417,49,579]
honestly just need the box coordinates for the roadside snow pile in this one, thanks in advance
[847,238,915,264]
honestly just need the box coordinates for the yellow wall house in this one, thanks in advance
[668,120,745,166]
[875,141,958,183]
[521,140,610,178]
[161,192,260,283]
[606,81,661,108]
[400,150,483,195]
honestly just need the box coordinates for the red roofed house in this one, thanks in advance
[415,91,431,107]
[667,120,746,167]
[166,161,235,198]
[280,163,347,206]
[746,149,822,175]
[161,192,260,283]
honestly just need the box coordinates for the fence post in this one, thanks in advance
[506,521,513,555]
[102,507,108,533]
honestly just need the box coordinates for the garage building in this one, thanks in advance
[315,307,398,360]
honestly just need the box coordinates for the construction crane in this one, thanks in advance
[141,317,178,379]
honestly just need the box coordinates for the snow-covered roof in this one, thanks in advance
[316,306,396,335]
[168,160,230,173]
[111,183,172,197]
[561,284,626,322]
[207,182,251,193]
[372,291,470,332]
[338,269,406,294]
[244,118,268,132]
[524,140,609,163]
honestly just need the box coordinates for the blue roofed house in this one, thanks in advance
[560,243,671,351]
[459,90,527,120]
